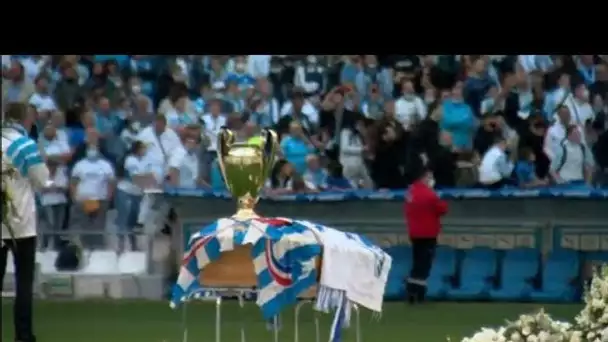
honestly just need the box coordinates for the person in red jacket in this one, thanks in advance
[404,168,448,304]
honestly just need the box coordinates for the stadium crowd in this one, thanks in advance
[2,54,608,251]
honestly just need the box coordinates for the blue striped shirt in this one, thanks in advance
[5,133,44,177]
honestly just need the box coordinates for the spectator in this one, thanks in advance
[165,95,197,132]
[201,99,227,164]
[85,62,118,105]
[115,141,155,252]
[266,160,298,195]
[29,76,57,114]
[440,81,476,152]
[339,118,373,189]
[294,55,326,98]
[550,125,595,186]
[127,76,154,114]
[247,55,271,79]
[68,111,96,151]
[356,55,393,100]
[250,78,280,127]
[54,66,84,112]
[69,137,116,249]
[209,158,226,191]
[303,154,328,191]
[136,114,185,186]
[370,101,407,189]
[280,88,319,126]
[478,135,515,189]
[319,86,361,161]
[395,79,427,131]
[3,59,35,104]
[277,90,317,138]
[514,147,549,188]
[544,105,581,161]
[479,85,504,117]
[193,83,213,115]
[575,55,597,86]
[280,121,315,175]
[464,57,495,117]
[589,62,607,98]
[223,79,246,113]
[39,121,72,164]
[225,55,256,89]
[361,83,385,120]
[325,161,354,190]
[20,55,50,82]
[594,123,608,186]
[178,138,206,188]
[39,159,69,250]
[340,55,361,87]
[563,83,594,132]
[208,56,229,85]
[544,72,571,119]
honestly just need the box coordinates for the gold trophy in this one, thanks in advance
[216,127,279,220]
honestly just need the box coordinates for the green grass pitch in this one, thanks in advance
[1,300,582,342]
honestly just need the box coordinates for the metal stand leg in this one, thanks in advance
[238,293,246,342]
[181,301,188,342]
[294,300,320,342]
[215,297,222,342]
[272,314,280,342]
[353,304,361,342]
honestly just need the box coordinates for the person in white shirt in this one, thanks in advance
[280,91,319,125]
[115,141,155,252]
[135,115,186,228]
[562,83,594,129]
[135,114,185,186]
[179,138,206,188]
[339,121,373,189]
[69,144,116,250]
[39,122,72,165]
[395,79,427,130]
[20,55,49,82]
[201,99,227,165]
[549,125,595,186]
[28,77,57,116]
[478,136,515,189]
[39,159,69,250]
[545,105,584,161]
[1,103,50,342]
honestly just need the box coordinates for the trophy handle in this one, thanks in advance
[217,127,235,191]
[260,129,279,180]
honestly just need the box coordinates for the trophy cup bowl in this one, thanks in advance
[216,127,278,220]
[200,127,282,287]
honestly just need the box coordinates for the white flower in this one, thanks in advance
[589,332,597,340]
[511,332,522,342]
[527,334,538,342]
[592,299,605,310]
[570,331,583,342]
[537,331,550,342]
[522,326,532,336]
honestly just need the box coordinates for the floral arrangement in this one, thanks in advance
[456,265,608,342]
[572,266,608,341]
[1,148,19,244]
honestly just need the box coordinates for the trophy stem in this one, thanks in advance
[233,195,260,220]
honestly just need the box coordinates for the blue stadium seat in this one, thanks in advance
[447,247,497,300]
[490,248,539,301]
[427,246,457,299]
[384,246,411,299]
[530,249,580,302]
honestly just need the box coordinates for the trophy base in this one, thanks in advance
[200,245,323,295]
[232,208,260,221]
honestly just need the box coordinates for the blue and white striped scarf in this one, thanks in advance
[171,217,389,342]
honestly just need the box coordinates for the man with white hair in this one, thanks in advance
[1,102,50,342]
